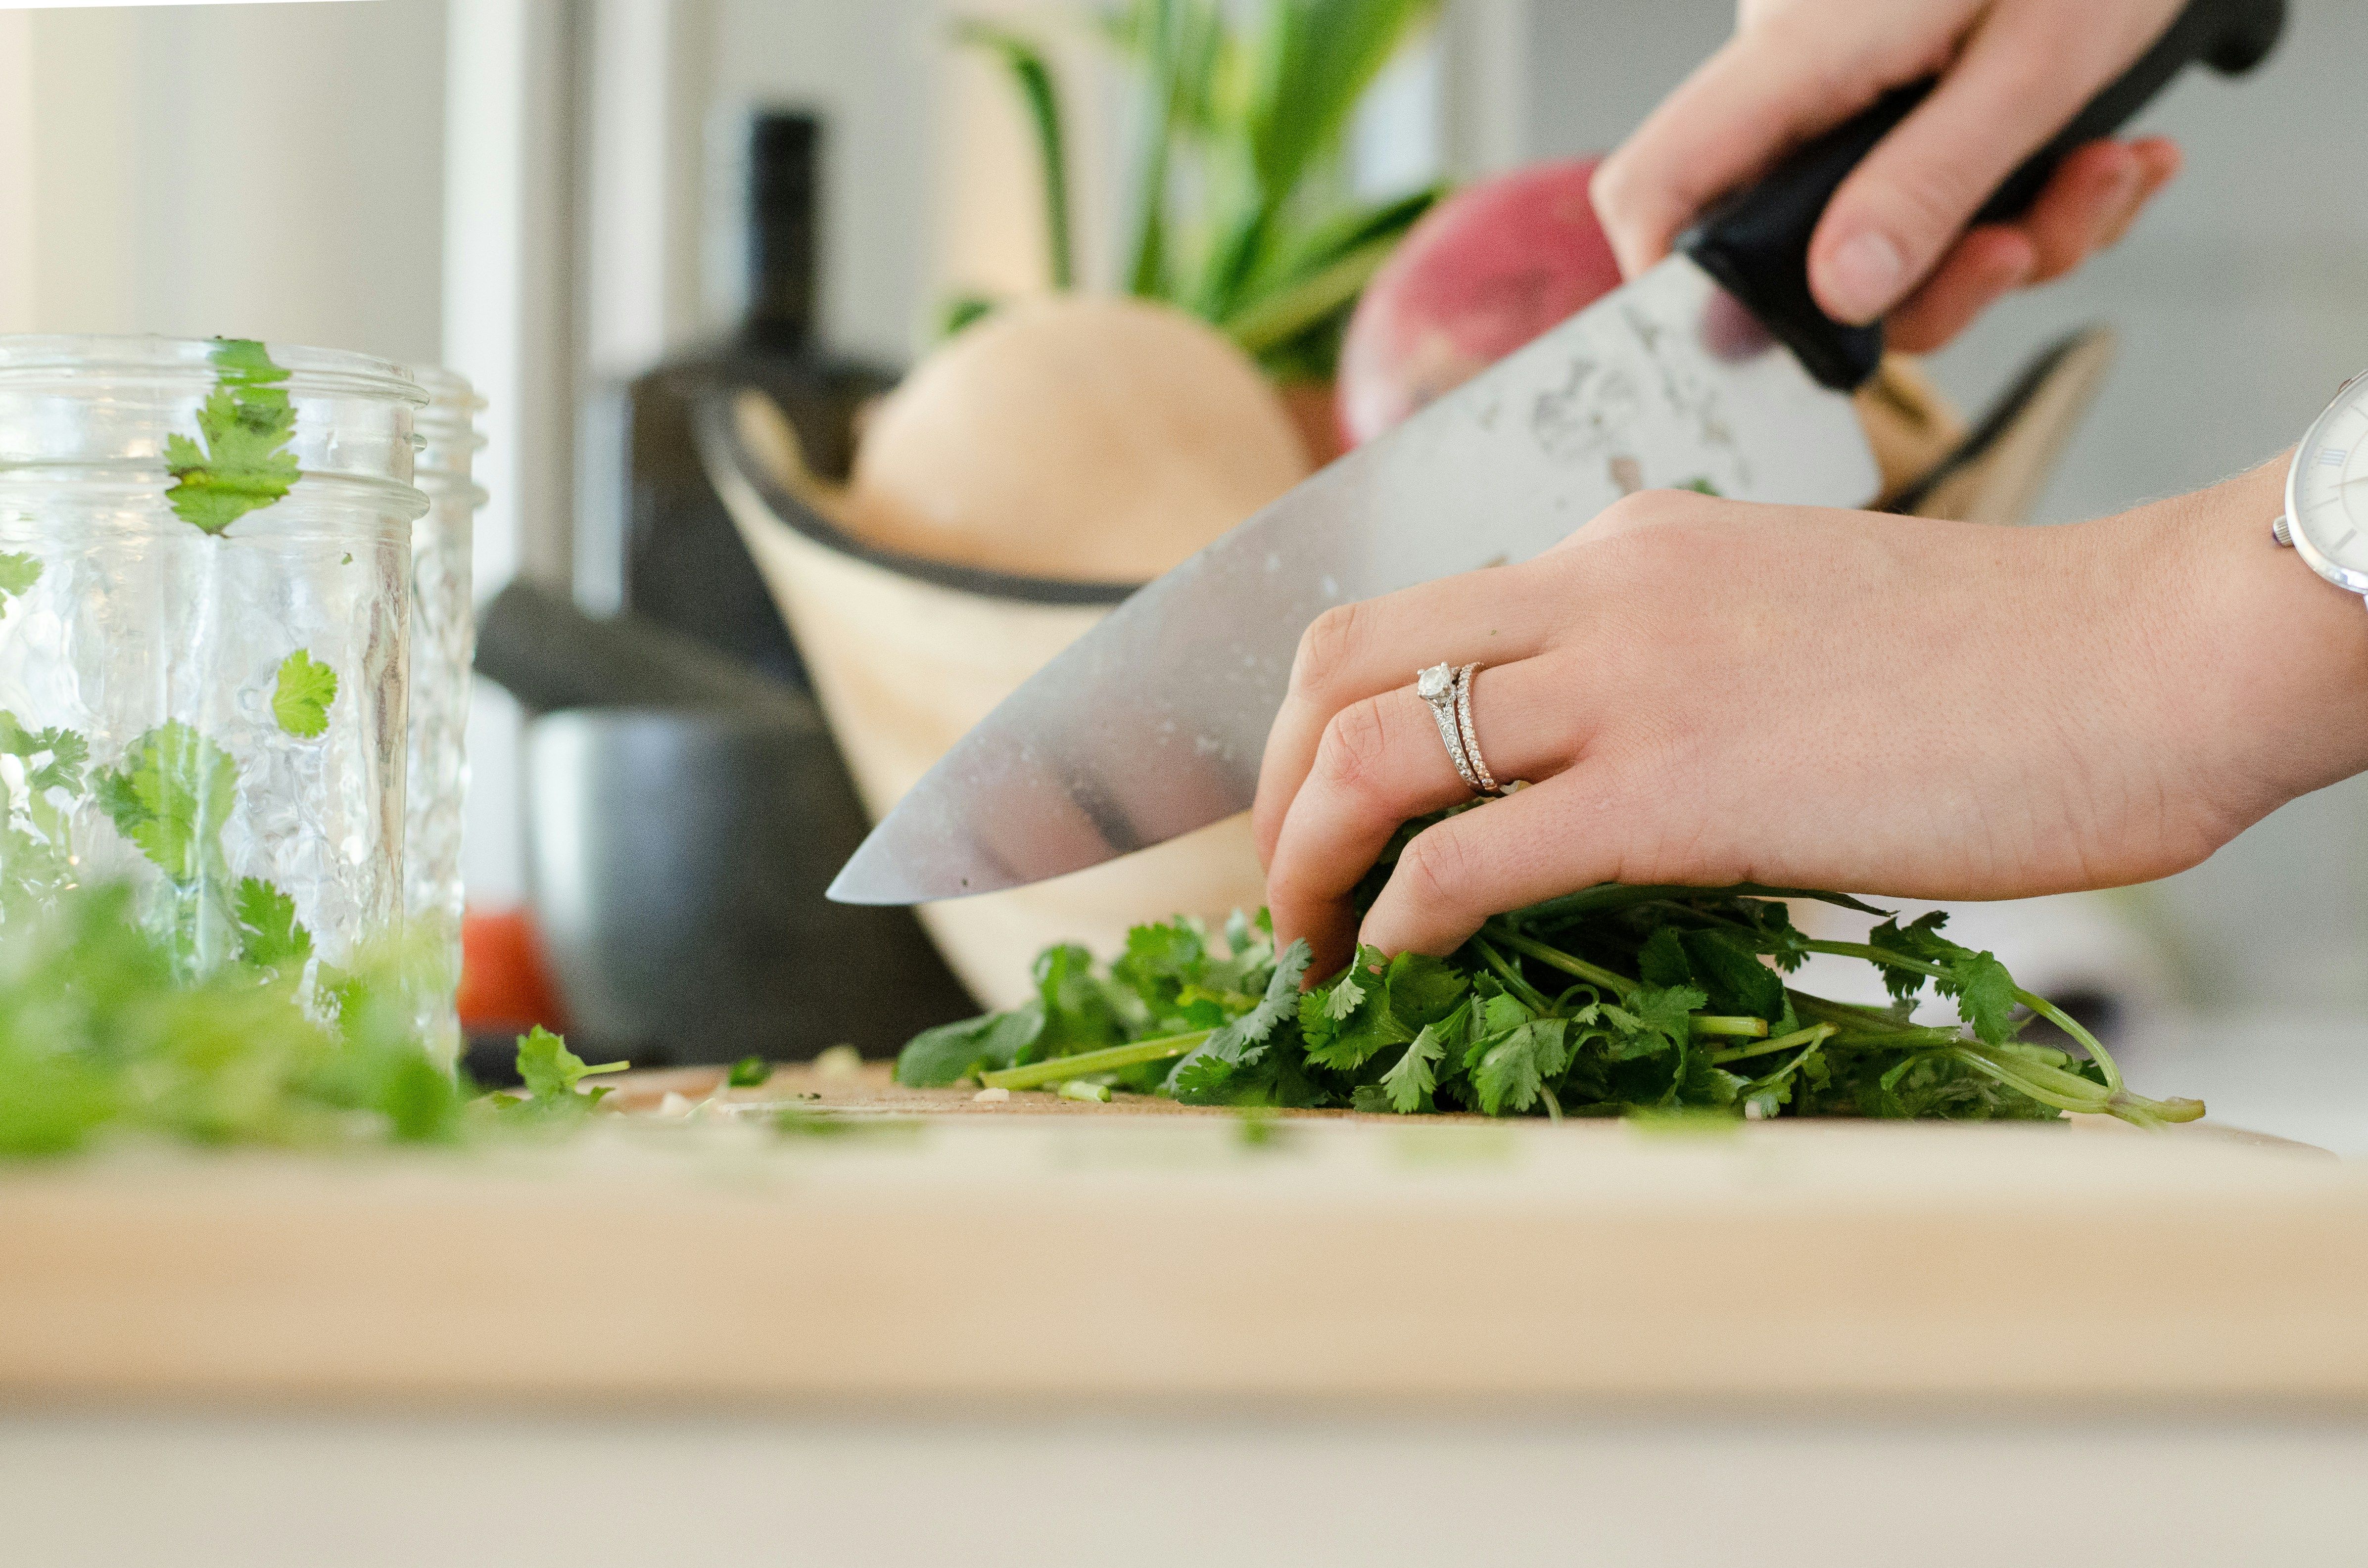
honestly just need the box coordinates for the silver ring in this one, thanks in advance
[1454,664,1502,795]
[1416,662,1484,793]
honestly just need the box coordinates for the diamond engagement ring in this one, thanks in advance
[1416,662,1502,797]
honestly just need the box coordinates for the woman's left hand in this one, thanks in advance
[1249,463,2368,979]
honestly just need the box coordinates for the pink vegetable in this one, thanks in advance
[1337,157,1623,447]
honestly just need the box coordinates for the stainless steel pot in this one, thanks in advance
[525,705,973,1063]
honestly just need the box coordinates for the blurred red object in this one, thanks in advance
[458,906,570,1035]
[1336,156,1622,447]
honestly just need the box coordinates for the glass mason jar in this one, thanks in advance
[0,335,425,984]
[406,368,484,1068]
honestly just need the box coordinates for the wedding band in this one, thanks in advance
[1416,662,1485,793]
[1454,664,1502,796]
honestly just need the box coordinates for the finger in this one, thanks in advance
[1591,19,1896,280]
[1808,3,2179,324]
[2016,139,2144,281]
[1358,771,1635,959]
[1265,662,1592,973]
[1887,138,2179,351]
[1885,227,2036,354]
[1251,565,1569,866]
[2093,136,2182,249]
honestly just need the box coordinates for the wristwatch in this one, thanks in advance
[2275,372,2368,607]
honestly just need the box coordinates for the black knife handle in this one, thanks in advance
[1678,0,2286,392]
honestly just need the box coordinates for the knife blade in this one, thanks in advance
[831,0,2285,907]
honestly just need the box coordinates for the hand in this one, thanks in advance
[1252,461,2368,977]
[1592,0,2187,351]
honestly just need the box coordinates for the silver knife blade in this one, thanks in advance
[829,254,1880,905]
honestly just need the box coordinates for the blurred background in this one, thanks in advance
[2,0,2362,1142]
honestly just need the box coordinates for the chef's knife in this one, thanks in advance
[831,0,2285,907]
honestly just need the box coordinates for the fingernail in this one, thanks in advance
[1824,231,1906,324]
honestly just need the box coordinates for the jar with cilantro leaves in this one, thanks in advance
[0,335,425,987]
[406,368,484,1068]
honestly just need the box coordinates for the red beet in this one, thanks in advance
[1337,157,1624,447]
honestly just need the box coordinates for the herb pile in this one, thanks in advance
[899,819,2202,1129]
[0,883,639,1158]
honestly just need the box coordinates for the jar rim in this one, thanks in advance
[0,333,426,407]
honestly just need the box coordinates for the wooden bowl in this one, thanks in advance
[696,387,1272,1011]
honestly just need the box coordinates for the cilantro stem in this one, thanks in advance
[1690,1015,1769,1039]
[1486,926,1636,997]
[979,1030,1211,1092]
[1471,936,1555,1013]
[1711,1022,1835,1066]
[1801,939,2126,1092]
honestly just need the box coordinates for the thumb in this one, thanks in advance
[1807,0,2177,324]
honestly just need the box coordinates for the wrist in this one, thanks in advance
[2139,454,2368,819]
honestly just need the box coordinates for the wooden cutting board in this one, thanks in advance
[1,1066,2360,1412]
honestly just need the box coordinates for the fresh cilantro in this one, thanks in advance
[232,876,312,973]
[727,1055,771,1088]
[163,338,301,535]
[271,649,338,738]
[494,1025,628,1122]
[896,819,2199,1130]
[0,552,41,606]
[93,722,237,888]
[1167,939,1310,1104]
[1378,1014,1452,1113]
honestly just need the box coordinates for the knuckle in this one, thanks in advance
[1312,697,1396,802]
[1588,154,1641,226]
[1395,825,1481,918]
[1291,601,1368,703]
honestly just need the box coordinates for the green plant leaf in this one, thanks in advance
[93,722,239,888]
[510,1025,627,1111]
[271,649,338,739]
[164,339,301,535]
[953,20,1075,290]
[232,877,312,972]
[1240,0,1440,208]
[0,552,42,606]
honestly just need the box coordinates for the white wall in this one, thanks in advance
[4,0,445,362]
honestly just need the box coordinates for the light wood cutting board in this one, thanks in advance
[0,1068,2359,1413]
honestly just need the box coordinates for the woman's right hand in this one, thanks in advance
[1591,0,2189,353]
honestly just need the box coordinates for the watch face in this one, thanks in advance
[2290,377,2368,586]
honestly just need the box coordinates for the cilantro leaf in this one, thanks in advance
[232,876,312,972]
[896,1006,1044,1086]
[0,552,41,606]
[1471,1017,1569,1115]
[93,722,239,886]
[1680,929,1787,1022]
[271,650,338,738]
[1944,950,2020,1045]
[164,339,301,535]
[727,1055,771,1088]
[1601,983,1705,1062]
[0,710,87,798]
[507,1025,627,1114]
[1378,1013,1453,1113]
[1168,938,1310,1103]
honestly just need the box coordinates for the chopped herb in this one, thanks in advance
[727,1055,771,1088]
[271,649,337,738]
[0,552,42,606]
[231,876,313,974]
[163,338,301,535]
